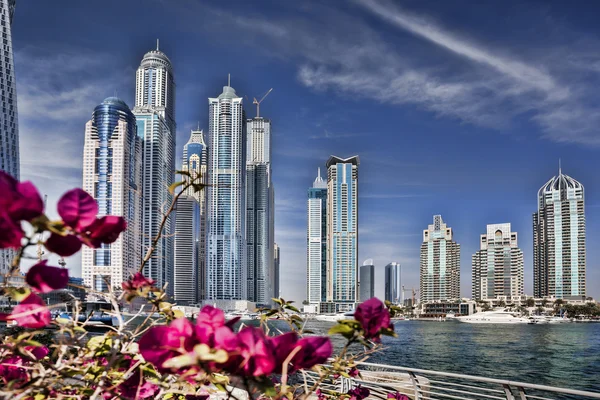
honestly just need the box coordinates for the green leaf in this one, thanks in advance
[286,305,300,313]
[328,324,354,337]
[8,287,31,302]
[168,181,185,194]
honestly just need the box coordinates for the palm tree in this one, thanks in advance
[497,300,506,308]
[526,298,535,308]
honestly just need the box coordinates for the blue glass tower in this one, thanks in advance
[307,169,327,305]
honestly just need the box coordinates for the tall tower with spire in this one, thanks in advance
[307,168,327,306]
[533,165,586,299]
[0,0,19,275]
[206,80,246,300]
[246,92,274,305]
[133,42,176,297]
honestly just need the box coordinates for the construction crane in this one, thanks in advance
[36,195,48,261]
[253,88,273,118]
[402,285,419,307]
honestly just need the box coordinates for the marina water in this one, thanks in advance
[306,320,600,393]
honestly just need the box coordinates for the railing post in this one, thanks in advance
[502,384,515,400]
[517,386,527,400]
[408,372,422,400]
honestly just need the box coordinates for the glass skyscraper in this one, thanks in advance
[307,169,327,305]
[133,44,176,298]
[384,262,401,304]
[181,129,208,301]
[533,169,586,299]
[174,196,201,305]
[472,223,524,300]
[359,259,375,302]
[0,0,19,275]
[326,156,359,312]
[246,116,274,305]
[420,215,460,303]
[206,84,246,300]
[81,97,142,292]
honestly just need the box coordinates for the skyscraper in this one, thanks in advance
[0,0,19,275]
[0,0,18,179]
[359,259,375,302]
[274,243,280,299]
[420,215,461,303]
[246,114,274,305]
[533,169,586,299]
[134,44,176,298]
[174,196,200,305]
[181,129,208,301]
[326,155,359,312]
[81,97,142,291]
[307,169,327,305]
[206,83,246,300]
[384,262,401,304]
[472,223,524,300]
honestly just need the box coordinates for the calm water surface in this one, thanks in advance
[304,320,600,393]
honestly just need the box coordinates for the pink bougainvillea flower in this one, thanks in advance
[0,210,24,249]
[44,232,83,257]
[25,260,69,293]
[139,317,194,372]
[347,386,370,400]
[81,215,127,247]
[269,331,299,373]
[122,272,155,291]
[196,305,226,329]
[348,367,360,377]
[354,298,393,341]
[24,345,50,360]
[387,392,410,400]
[0,356,28,387]
[10,293,51,329]
[234,326,276,377]
[57,188,98,231]
[117,369,159,400]
[0,171,44,222]
[292,336,332,371]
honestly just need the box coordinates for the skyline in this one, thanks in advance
[10,0,600,302]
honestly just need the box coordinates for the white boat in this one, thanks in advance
[445,312,456,320]
[547,316,570,323]
[456,310,529,324]
[314,313,352,322]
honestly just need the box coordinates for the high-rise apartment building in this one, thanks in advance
[274,243,280,299]
[181,129,208,300]
[533,169,586,299]
[420,215,461,303]
[81,97,142,291]
[246,115,274,305]
[0,0,19,275]
[359,259,375,302]
[174,196,200,305]
[384,262,401,304]
[133,44,176,298]
[472,223,524,300]
[326,156,359,312]
[307,169,327,305]
[206,83,246,300]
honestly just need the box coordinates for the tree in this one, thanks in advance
[526,298,535,308]
[302,300,309,305]
[497,300,506,308]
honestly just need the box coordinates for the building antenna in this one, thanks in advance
[253,88,273,118]
[559,158,562,175]
[228,73,231,87]
[156,38,159,51]
[197,121,200,131]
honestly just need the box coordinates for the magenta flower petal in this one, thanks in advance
[83,216,127,247]
[292,336,332,370]
[0,356,28,387]
[25,260,69,293]
[24,346,50,360]
[118,369,159,400]
[139,318,194,372]
[0,171,18,212]
[122,272,155,291]
[196,305,226,329]
[235,327,276,377]
[354,298,392,341]
[0,211,24,249]
[8,181,44,221]
[57,188,98,230]
[269,332,299,373]
[44,233,82,257]
[11,293,51,329]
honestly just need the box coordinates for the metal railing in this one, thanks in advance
[302,361,600,400]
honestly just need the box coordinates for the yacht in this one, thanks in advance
[456,310,529,324]
[314,311,354,322]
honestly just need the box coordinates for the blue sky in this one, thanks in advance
[12,0,600,302]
